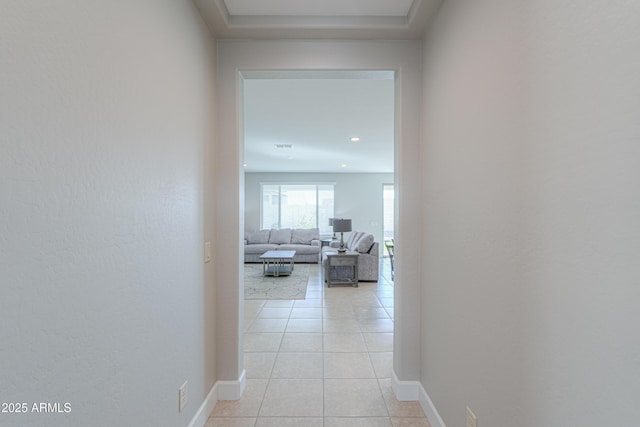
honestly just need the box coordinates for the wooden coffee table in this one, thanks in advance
[259,250,296,277]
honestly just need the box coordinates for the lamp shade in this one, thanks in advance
[332,219,352,233]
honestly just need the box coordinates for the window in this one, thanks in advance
[261,184,334,235]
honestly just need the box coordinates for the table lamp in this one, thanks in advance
[332,219,352,253]
[328,218,337,239]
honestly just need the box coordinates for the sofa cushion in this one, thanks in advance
[269,228,292,244]
[354,233,375,253]
[245,229,270,244]
[291,228,319,244]
[344,232,358,249]
[278,244,321,255]
[347,231,364,250]
[244,243,278,254]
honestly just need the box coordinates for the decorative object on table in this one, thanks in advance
[332,218,352,253]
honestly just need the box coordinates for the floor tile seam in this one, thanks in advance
[273,330,285,354]
[323,376,377,380]
[365,347,382,387]
[375,376,393,418]
[255,375,271,420]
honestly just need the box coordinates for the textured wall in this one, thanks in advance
[0,1,217,426]
[420,0,640,426]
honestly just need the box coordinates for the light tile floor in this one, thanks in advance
[207,259,430,427]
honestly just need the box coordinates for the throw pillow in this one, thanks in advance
[347,231,364,250]
[246,229,270,244]
[269,228,292,244]
[291,228,319,244]
[355,233,375,253]
[344,232,357,249]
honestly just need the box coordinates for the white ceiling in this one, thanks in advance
[224,0,414,17]
[192,0,442,174]
[194,0,442,39]
[243,72,394,173]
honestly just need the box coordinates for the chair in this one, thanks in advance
[384,239,395,280]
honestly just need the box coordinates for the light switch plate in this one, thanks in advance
[204,241,211,263]
[179,381,188,413]
[466,406,477,427]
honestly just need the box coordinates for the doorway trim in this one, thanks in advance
[214,39,424,397]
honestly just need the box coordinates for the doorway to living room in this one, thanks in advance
[218,70,403,423]
[242,71,395,252]
[214,39,424,403]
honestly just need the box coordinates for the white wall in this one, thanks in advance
[420,1,640,426]
[0,1,217,426]
[216,39,423,386]
[245,172,393,253]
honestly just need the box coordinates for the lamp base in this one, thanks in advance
[337,231,347,253]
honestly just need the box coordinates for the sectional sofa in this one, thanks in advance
[244,228,321,263]
[321,231,380,282]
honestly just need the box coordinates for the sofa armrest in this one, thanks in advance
[329,241,340,248]
[311,239,321,247]
[367,241,380,256]
[244,239,248,245]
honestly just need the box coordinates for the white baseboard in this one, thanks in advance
[391,369,419,401]
[215,369,247,401]
[187,369,247,427]
[417,383,446,427]
[187,382,218,427]
[392,369,446,427]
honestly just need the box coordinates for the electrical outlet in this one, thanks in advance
[179,381,188,413]
[466,406,477,427]
[204,241,211,263]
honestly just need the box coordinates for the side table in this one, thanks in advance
[325,251,359,287]
[320,238,334,248]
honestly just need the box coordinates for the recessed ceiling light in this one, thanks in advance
[243,163,247,167]
[350,137,360,142]
[341,163,348,168]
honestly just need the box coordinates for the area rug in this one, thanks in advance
[244,263,311,300]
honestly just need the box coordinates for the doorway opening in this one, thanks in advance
[241,70,395,258]
[241,71,395,245]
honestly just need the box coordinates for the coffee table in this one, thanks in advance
[259,250,296,277]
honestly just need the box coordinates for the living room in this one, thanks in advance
[242,74,396,263]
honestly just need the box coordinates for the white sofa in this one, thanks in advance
[244,228,321,263]
[321,231,379,282]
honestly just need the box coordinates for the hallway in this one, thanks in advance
[207,261,430,426]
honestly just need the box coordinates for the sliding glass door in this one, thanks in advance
[261,183,334,235]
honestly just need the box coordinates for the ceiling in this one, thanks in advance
[194,0,442,40]
[193,0,442,174]
[224,0,414,17]
[243,71,394,173]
